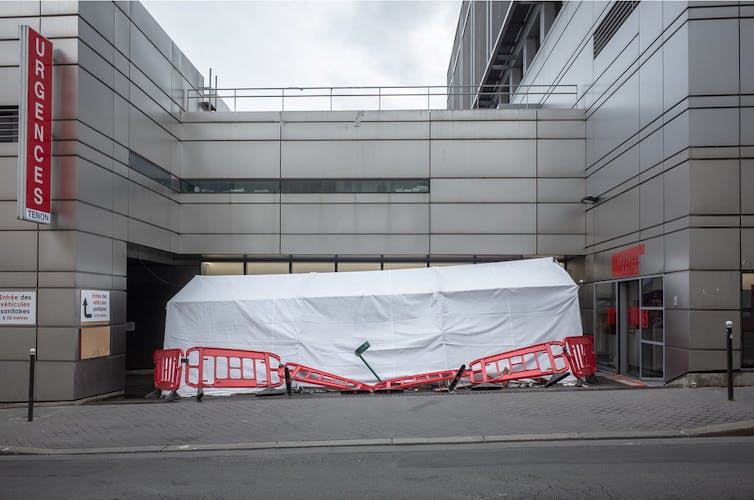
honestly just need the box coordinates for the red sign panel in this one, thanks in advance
[611,244,645,278]
[17,26,53,224]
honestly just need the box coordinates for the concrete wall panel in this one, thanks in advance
[181,141,279,178]
[538,178,584,203]
[431,119,536,139]
[538,139,585,177]
[282,234,428,255]
[38,327,79,361]
[742,19,754,93]
[431,178,535,203]
[181,234,279,255]
[431,139,536,177]
[689,160,739,215]
[663,24,689,111]
[538,204,585,234]
[639,175,663,229]
[537,235,585,255]
[283,204,428,234]
[431,234,536,255]
[688,19,739,95]
[0,327,36,361]
[282,140,428,178]
[431,204,535,234]
[0,231,38,271]
[689,108,739,148]
[592,189,639,245]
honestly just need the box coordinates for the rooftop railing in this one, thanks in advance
[186,84,579,112]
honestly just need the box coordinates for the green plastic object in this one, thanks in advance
[354,341,381,381]
[354,341,371,356]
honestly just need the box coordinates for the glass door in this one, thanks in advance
[640,277,663,378]
[593,277,664,379]
[595,283,618,371]
[620,280,640,377]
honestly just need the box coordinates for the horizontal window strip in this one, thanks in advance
[181,178,430,194]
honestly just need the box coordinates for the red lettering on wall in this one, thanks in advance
[611,244,645,278]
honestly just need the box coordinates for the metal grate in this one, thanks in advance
[0,106,19,143]
[593,1,640,59]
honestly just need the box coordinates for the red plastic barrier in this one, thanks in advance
[282,363,373,392]
[184,347,283,389]
[564,335,596,379]
[467,341,570,384]
[153,348,183,391]
[373,369,468,391]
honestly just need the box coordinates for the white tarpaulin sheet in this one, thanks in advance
[164,258,583,395]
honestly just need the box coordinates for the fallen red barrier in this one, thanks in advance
[373,368,469,391]
[467,341,570,385]
[282,362,373,392]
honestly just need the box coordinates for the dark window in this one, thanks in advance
[129,151,180,191]
[181,179,280,193]
[281,179,429,194]
[593,1,640,58]
[742,274,754,368]
[0,106,19,143]
[180,179,430,194]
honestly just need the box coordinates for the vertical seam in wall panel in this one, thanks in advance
[738,4,742,319]
[535,111,539,254]
[428,110,432,256]
[661,0,666,277]
[279,113,283,254]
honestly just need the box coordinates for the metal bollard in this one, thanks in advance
[725,320,733,401]
[284,366,292,396]
[28,347,36,422]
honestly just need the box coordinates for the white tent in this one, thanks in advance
[164,257,583,395]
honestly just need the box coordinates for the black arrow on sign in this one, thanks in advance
[83,298,92,318]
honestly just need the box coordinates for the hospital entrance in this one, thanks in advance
[593,277,664,380]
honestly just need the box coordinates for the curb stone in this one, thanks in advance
[2,420,754,456]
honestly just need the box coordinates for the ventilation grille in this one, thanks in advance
[593,1,640,58]
[0,106,19,143]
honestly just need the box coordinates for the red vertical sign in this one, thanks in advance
[17,26,53,224]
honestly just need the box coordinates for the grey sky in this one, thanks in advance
[141,1,461,90]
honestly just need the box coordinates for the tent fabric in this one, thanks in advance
[164,257,583,396]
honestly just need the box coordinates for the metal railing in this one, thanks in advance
[186,84,579,113]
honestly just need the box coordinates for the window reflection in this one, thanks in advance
[641,277,663,307]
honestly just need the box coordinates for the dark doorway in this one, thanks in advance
[126,257,198,371]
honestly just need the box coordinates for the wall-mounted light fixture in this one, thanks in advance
[580,195,600,205]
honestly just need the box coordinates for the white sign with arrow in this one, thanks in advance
[80,290,110,323]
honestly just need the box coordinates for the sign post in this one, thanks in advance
[17,25,53,224]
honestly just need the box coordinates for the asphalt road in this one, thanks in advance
[2,437,753,499]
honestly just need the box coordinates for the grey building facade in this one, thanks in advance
[448,0,754,381]
[0,0,749,401]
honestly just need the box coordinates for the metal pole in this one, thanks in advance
[330,88,333,111]
[284,366,292,396]
[28,347,36,422]
[726,320,733,401]
[448,364,466,392]
[356,354,381,382]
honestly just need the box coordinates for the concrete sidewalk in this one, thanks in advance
[1,386,753,455]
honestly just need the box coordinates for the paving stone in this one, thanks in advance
[0,387,753,450]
